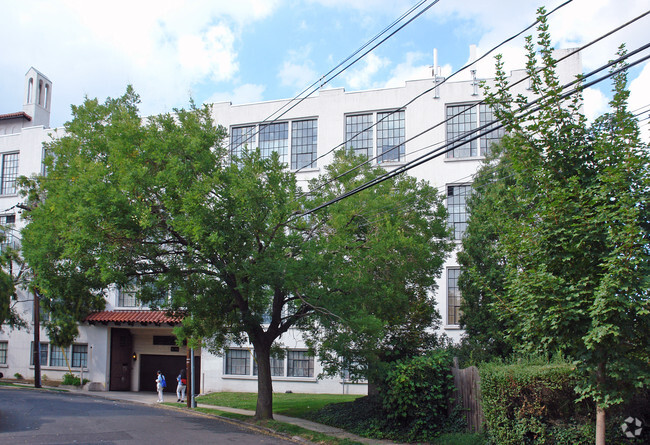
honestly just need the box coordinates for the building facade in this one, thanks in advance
[0,50,581,395]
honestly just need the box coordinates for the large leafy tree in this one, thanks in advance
[21,87,453,419]
[460,9,650,444]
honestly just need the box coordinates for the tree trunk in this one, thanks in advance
[253,342,274,420]
[596,404,606,445]
[595,362,606,445]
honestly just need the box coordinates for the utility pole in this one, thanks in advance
[186,347,191,408]
[33,290,41,388]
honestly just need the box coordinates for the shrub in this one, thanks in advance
[14,372,23,380]
[380,350,456,441]
[62,373,89,386]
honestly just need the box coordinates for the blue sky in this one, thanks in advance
[1,0,649,133]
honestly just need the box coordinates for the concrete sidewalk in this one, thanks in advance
[66,389,399,445]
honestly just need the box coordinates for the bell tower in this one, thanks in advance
[23,67,52,128]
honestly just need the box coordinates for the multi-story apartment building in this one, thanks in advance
[0,50,581,395]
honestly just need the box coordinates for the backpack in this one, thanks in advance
[160,375,167,388]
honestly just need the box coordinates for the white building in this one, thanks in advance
[0,50,581,395]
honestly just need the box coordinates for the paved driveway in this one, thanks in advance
[0,386,297,444]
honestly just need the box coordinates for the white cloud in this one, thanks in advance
[343,52,391,90]
[177,24,239,83]
[628,62,650,143]
[582,87,610,123]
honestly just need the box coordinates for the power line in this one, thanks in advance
[299,7,650,198]
[295,0,578,175]
[232,0,442,153]
[293,44,650,220]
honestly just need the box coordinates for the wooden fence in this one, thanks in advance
[450,358,484,433]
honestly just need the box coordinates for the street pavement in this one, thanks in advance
[0,385,400,445]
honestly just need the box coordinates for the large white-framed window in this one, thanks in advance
[230,125,256,161]
[225,349,250,375]
[287,350,314,377]
[345,113,374,158]
[447,184,472,240]
[291,119,318,170]
[231,119,317,170]
[0,152,19,195]
[447,267,462,326]
[118,285,138,307]
[0,341,7,364]
[345,110,405,162]
[446,104,503,158]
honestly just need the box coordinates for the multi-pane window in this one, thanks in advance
[479,104,504,156]
[259,122,289,165]
[72,344,88,368]
[0,214,16,251]
[0,341,7,364]
[291,120,317,170]
[447,184,472,240]
[49,345,69,367]
[253,354,285,377]
[30,342,48,366]
[230,125,256,160]
[287,350,314,377]
[377,111,405,162]
[447,268,462,325]
[118,286,138,307]
[345,114,374,158]
[446,104,503,158]
[446,105,477,158]
[1,153,19,195]
[225,349,250,375]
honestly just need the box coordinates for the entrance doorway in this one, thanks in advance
[109,328,133,391]
[139,354,201,394]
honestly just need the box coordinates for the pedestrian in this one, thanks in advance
[176,369,187,403]
[156,370,166,403]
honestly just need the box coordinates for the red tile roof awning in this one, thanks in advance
[84,310,185,326]
[0,111,32,121]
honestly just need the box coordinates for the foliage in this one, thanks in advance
[380,350,456,441]
[0,232,27,329]
[20,88,452,420]
[480,360,650,444]
[303,150,454,385]
[61,373,89,386]
[459,8,650,440]
[14,372,23,379]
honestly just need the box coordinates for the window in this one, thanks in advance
[0,214,16,251]
[447,184,472,240]
[49,345,69,367]
[287,350,314,377]
[1,153,19,195]
[72,344,88,368]
[345,114,374,158]
[446,104,503,158]
[225,349,250,375]
[230,125,256,160]
[291,120,317,170]
[0,341,7,365]
[447,268,462,325]
[30,342,48,366]
[377,110,405,162]
[259,122,289,165]
[479,104,505,156]
[253,353,285,377]
[446,105,477,158]
[118,286,138,307]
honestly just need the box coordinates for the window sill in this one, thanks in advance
[292,167,320,174]
[443,156,484,163]
[0,364,8,368]
[222,375,317,382]
[29,366,89,371]
[444,325,462,330]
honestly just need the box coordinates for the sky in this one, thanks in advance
[1,0,649,135]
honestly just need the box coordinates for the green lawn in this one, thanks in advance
[196,392,362,417]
